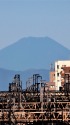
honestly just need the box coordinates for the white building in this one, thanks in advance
[55,60,70,90]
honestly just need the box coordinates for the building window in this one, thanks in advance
[57,73,59,76]
[57,65,59,69]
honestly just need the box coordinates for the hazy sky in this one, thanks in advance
[0,0,70,49]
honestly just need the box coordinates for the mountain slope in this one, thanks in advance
[0,37,70,71]
[0,37,70,91]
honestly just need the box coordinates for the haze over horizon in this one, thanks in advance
[0,0,70,49]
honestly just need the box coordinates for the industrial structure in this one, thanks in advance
[0,60,70,124]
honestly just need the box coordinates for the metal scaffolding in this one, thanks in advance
[0,74,70,125]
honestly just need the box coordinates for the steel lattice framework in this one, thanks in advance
[0,74,70,125]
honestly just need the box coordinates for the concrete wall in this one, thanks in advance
[55,60,70,90]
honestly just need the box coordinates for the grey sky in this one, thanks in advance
[0,0,70,49]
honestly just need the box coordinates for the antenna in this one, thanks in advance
[50,63,53,71]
